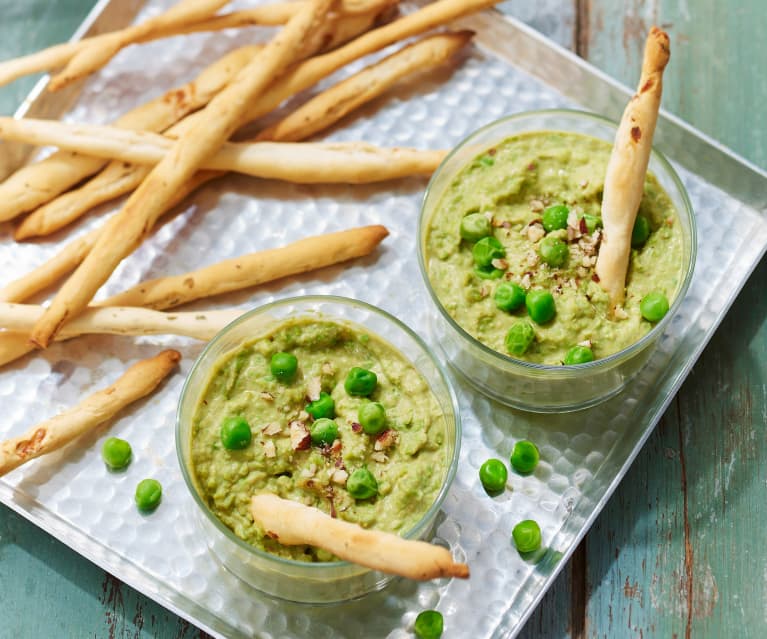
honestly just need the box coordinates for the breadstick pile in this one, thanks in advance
[0,0,503,580]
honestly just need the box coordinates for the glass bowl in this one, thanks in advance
[176,295,461,603]
[417,109,697,412]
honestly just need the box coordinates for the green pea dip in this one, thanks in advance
[190,318,448,562]
[425,130,686,364]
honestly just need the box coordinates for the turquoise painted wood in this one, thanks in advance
[0,1,765,637]
[579,2,767,637]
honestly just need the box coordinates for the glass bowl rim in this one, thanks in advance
[417,107,698,373]
[175,294,463,572]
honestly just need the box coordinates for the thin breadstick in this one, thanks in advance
[97,225,389,309]
[14,162,151,241]
[30,0,335,348]
[0,349,180,477]
[11,5,392,240]
[0,304,242,341]
[0,4,297,90]
[595,27,670,311]
[258,30,472,142]
[0,1,398,91]
[0,307,235,367]
[239,0,501,127]
[12,0,488,239]
[0,229,99,303]
[0,119,445,182]
[0,44,259,224]
[48,0,395,90]
[250,493,469,580]
[47,0,231,92]
[2,170,219,303]
[0,225,387,364]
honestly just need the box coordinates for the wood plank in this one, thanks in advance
[0,0,94,116]
[0,503,207,638]
[581,1,767,637]
[581,0,767,168]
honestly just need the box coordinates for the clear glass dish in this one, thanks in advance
[175,295,461,604]
[418,109,697,412]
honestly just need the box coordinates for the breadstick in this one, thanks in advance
[239,0,501,127]
[14,163,151,241]
[0,224,389,366]
[12,0,485,239]
[31,0,335,348]
[595,27,670,312]
[0,306,222,367]
[3,171,219,302]
[11,5,391,240]
[258,30,472,142]
[0,1,398,91]
[0,229,99,303]
[47,0,231,92]
[0,304,242,341]
[0,45,258,224]
[0,4,298,90]
[98,225,389,309]
[0,349,180,477]
[0,119,445,182]
[250,493,469,580]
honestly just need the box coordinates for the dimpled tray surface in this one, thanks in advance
[1,1,766,638]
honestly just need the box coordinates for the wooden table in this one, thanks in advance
[1,2,764,637]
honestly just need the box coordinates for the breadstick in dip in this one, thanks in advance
[595,27,670,312]
[250,493,469,580]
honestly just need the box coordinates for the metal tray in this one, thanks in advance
[1,1,765,637]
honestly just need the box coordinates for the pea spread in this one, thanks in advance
[191,318,447,561]
[425,130,685,364]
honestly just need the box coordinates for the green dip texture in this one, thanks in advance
[425,130,685,364]
[191,318,447,561]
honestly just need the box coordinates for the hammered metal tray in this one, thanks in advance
[1,2,766,638]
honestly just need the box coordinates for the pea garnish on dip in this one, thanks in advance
[190,318,449,562]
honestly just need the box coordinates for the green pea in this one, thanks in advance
[358,401,386,435]
[563,345,594,365]
[581,213,602,233]
[344,367,377,396]
[631,214,651,248]
[472,236,505,268]
[525,289,556,324]
[479,458,508,493]
[220,416,252,450]
[541,204,569,232]
[510,440,540,474]
[270,352,298,383]
[473,265,504,280]
[640,292,669,322]
[479,154,495,167]
[494,282,526,312]
[414,610,444,639]
[505,320,535,356]
[512,519,542,554]
[306,391,335,419]
[538,236,569,267]
[101,437,132,471]
[135,478,162,512]
[310,418,338,446]
[347,468,378,500]
[460,213,492,242]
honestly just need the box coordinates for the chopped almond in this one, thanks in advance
[262,422,282,436]
[374,429,398,451]
[290,421,311,451]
